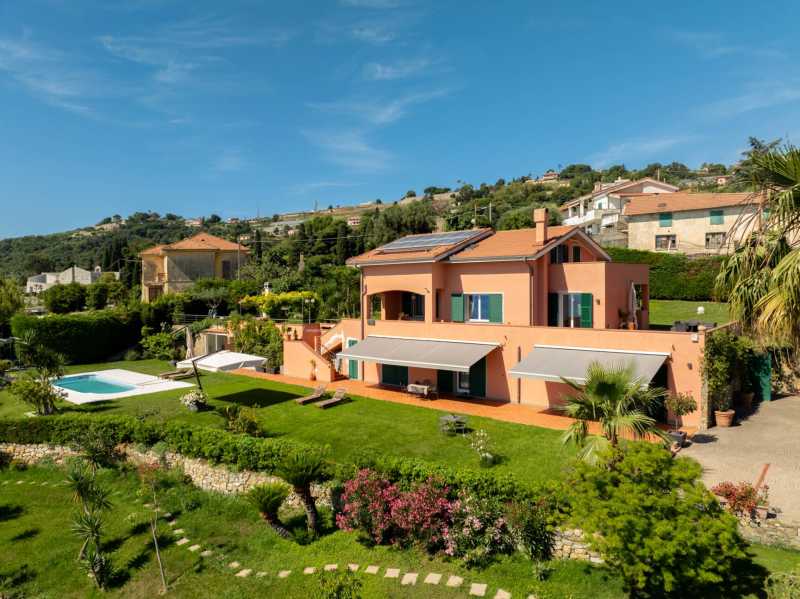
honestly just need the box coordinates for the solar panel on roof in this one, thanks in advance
[380,230,480,253]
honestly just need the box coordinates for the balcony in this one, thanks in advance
[564,208,620,227]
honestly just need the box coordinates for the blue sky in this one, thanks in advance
[1,0,798,239]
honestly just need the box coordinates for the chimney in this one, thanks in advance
[534,208,548,244]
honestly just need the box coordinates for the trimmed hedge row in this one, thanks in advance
[10,310,141,364]
[605,247,724,301]
[0,415,539,502]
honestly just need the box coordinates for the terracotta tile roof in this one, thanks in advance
[448,226,576,261]
[347,229,492,266]
[623,192,756,216]
[140,233,248,256]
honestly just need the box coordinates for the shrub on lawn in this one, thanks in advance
[568,443,748,598]
[444,492,516,567]
[10,310,141,364]
[390,477,452,552]
[711,481,769,519]
[335,469,400,545]
[140,331,180,361]
[313,569,362,599]
[42,283,86,314]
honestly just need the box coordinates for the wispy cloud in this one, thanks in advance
[588,136,697,169]
[214,148,246,172]
[665,29,786,60]
[702,81,800,118]
[308,89,449,125]
[363,57,431,80]
[350,22,396,44]
[302,129,391,171]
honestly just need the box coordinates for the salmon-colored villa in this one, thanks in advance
[282,209,713,429]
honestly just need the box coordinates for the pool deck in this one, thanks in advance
[54,369,193,404]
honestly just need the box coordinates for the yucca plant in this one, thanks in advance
[559,362,669,464]
[247,483,292,539]
[276,452,328,535]
[66,460,112,560]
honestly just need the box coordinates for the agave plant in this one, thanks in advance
[247,483,292,539]
[276,451,328,535]
[559,362,669,464]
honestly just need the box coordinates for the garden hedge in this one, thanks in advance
[0,415,543,502]
[10,310,141,364]
[604,247,724,301]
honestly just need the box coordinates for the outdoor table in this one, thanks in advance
[439,414,467,435]
[407,383,430,398]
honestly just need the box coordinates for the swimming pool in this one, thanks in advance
[54,374,136,394]
[51,369,194,404]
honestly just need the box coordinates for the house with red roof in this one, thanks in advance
[140,233,249,302]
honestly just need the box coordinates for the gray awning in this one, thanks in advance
[509,345,668,383]
[337,336,497,373]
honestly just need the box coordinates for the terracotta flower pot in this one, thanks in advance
[715,409,735,427]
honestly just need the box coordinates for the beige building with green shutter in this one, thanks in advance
[623,192,760,255]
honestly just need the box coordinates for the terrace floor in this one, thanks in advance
[233,370,602,433]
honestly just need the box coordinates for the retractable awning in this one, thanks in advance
[509,345,668,383]
[337,336,497,373]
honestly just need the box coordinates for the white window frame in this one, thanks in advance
[705,232,726,250]
[655,234,677,250]
[557,292,586,329]
[456,371,470,393]
[463,292,504,324]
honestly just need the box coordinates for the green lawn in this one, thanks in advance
[649,299,730,327]
[3,465,798,599]
[0,360,574,486]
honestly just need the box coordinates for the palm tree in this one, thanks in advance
[559,362,669,464]
[716,145,800,345]
[247,483,292,539]
[276,452,327,535]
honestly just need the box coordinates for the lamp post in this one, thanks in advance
[304,298,316,323]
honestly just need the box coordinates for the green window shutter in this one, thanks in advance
[469,357,486,397]
[437,369,454,394]
[659,212,673,227]
[710,209,724,225]
[451,293,464,322]
[488,294,503,323]
[382,364,408,387]
[580,293,593,328]
[572,246,581,262]
[547,293,559,326]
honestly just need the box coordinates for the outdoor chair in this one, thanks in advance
[158,368,193,380]
[296,385,327,405]
[316,388,347,409]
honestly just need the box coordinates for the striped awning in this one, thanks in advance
[337,336,497,373]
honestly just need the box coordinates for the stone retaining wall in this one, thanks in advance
[739,517,800,550]
[552,528,603,563]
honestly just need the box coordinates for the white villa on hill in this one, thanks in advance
[26,265,120,294]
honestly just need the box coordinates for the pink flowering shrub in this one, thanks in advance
[390,478,453,551]
[443,492,515,568]
[335,469,399,544]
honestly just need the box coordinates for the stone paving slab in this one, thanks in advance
[303,567,316,575]
[384,568,400,579]
[188,544,201,552]
[235,569,252,578]
[494,590,511,599]
[470,583,487,597]
[163,512,172,518]
[172,528,185,535]
[228,561,241,569]
[200,550,213,557]
[324,564,338,571]
[176,538,189,546]
[364,565,379,575]
[278,570,291,578]
[347,564,359,572]
[424,573,442,585]
[446,575,463,588]
[401,573,418,586]
[256,572,267,578]
[168,520,177,527]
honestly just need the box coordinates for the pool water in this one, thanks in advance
[54,375,136,394]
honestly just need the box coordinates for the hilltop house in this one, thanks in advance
[624,192,759,254]
[282,208,713,429]
[26,265,120,294]
[140,233,249,302]
[560,178,679,245]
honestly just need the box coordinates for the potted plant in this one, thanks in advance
[714,390,735,427]
[665,392,697,447]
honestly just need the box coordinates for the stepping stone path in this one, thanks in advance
[324,564,338,571]
[384,568,400,579]
[347,564,359,572]
[278,571,291,578]
[228,562,241,570]
[235,569,252,578]
[256,572,267,578]
[176,538,190,546]
[188,544,201,552]
[303,567,316,575]
[446,575,463,588]
[200,550,213,557]
[424,573,442,585]
[469,583,487,597]
[172,529,185,535]
[168,521,177,527]
[16,481,24,484]
[163,512,172,518]
[401,573,418,586]
[364,566,379,575]
[494,590,511,599]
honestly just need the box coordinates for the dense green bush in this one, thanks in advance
[140,332,180,361]
[568,443,747,598]
[10,310,141,364]
[42,283,86,313]
[605,247,724,301]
